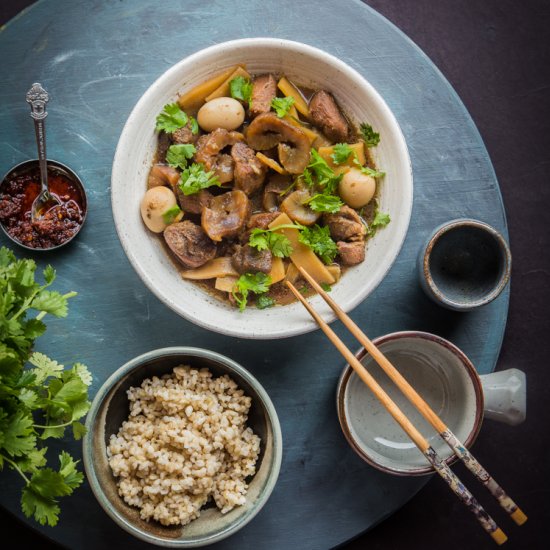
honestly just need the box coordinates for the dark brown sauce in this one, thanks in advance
[0,165,85,249]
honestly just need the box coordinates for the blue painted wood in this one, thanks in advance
[0,0,509,548]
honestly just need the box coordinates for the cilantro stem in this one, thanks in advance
[33,420,72,429]
[1,453,30,484]
[10,288,41,322]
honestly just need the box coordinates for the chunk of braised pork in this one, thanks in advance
[172,121,199,145]
[163,221,216,269]
[194,128,244,183]
[231,142,267,195]
[309,90,350,143]
[323,205,366,242]
[231,244,272,274]
[263,174,292,211]
[177,189,212,215]
[247,211,281,230]
[202,190,250,242]
[148,164,180,189]
[337,240,365,266]
[156,131,172,163]
[246,113,310,174]
[249,74,277,118]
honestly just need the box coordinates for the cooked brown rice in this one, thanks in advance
[107,365,261,526]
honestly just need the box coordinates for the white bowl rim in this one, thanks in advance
[82,346,283,547]
[111,37,413,339]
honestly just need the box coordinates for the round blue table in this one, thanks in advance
[0,0,509,548]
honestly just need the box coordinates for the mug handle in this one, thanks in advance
[479,369,526,426]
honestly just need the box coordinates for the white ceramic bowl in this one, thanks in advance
[112,38,413,339]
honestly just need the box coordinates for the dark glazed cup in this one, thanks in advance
[417,218,511,311]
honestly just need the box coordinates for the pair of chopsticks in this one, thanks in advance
[286,267,526,545]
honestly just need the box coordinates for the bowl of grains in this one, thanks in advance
[83,347,282,547]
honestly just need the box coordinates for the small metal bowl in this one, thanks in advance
[0,158,87,251]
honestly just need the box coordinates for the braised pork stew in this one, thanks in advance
[140,66,387,310]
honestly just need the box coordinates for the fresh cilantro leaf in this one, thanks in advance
[29,353,64,384]
[23,319,46,340]
[320,282,332,292]
[305,194,344,214]
[29,468,72,498]
[17,447,47,473]
[229,76,253,104]
[189,115,199,135]
[1,410,36,457]
[256,294,275,309]
[71,421,87,440]
[155,103,188,133]
[366,210,391,237]
[331,143,353,164]
[179,163,221,195]
[305,149,342,194]
[18,388,38,409]
[298,225,339,265]
[59,451,84,489]
[42,266,56,285]
[162,205,182,224]
[166,144,196,170]
[72,363,92,386]
[31,290,73,318]
[271,96,295,118]
[248,229,293,258]
[359,164,385,178]
[360,123,380,147]
[232,273,272,312]
[50,377,88,408]
[21,486,60,527]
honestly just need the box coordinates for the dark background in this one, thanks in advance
[1,1,548,549]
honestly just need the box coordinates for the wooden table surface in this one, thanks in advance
[0,1,548,549]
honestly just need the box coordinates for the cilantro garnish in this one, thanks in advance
[360,123,380,147]
[331,143,353,165]
[320,282,332,292]
[155,103,189,133]
[166,144,196,170]
[230,76,253,104]
[366,209,391,237]
[249,228,293,258]
[178,163,221,195]
[256,294,275,310]
[305,193,344,214]
[352,155,385,178]
[162,205,182,224]
[271,96,295,118]
[0,247,91,527]
[303,149,343,194]
[189,115,199,135]
[232,273,272,312]
[298,225,339,265]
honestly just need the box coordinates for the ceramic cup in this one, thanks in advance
[336,331,526,476]
[418,219,511,311]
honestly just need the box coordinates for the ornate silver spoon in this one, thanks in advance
[26,82,61,219]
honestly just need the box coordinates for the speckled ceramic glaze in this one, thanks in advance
[418,219,511,311]
[337,332,484,476]
[83,347,282,547]
[111,38,413,339]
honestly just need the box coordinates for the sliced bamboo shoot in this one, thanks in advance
[256,152,287,175]
[283,110,319,144]
[269,257,285,284]
[326,264,341,282]
[205,66,251,102]
[178,66,238,112]
[181,257,238,280]
[285,262,300,284]
[278,77,310,117]
[268,213,335,284]
[215,275,239,292]
[318,143,366,175]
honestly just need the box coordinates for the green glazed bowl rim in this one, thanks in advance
[83,346,283,547]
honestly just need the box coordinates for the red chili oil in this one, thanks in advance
[0,164,85,249]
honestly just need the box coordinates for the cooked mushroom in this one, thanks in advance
[246,113,310,174]
[202,190,250,242]
[263,174,292,211]
[163,221,216,269]
[280,189,320,226]
[194,128,244,183]
[147,164,180,190]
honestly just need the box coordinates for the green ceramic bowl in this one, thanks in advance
[83,347,282,547]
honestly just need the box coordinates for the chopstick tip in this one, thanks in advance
[491,528,508,545]
[511,508,528,525]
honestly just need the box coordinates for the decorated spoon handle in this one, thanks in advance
[26,83,49,192]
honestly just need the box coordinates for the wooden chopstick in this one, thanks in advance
[296,266,527,527]
[285,278,508,545]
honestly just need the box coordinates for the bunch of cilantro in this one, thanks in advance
[0,247,91,527]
